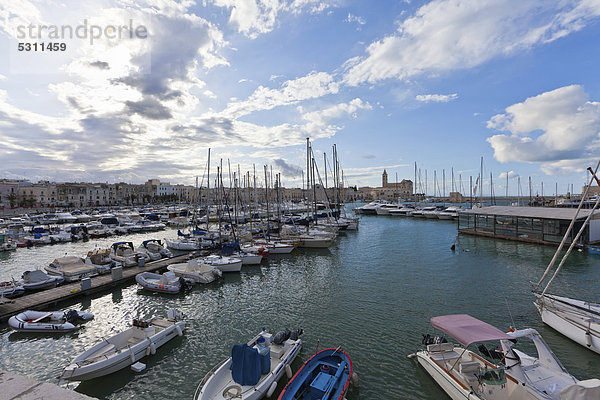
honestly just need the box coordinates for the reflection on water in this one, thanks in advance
[1,219,599,399]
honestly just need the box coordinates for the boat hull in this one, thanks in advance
[62,319,185,381]
[278,348,352,400]
[416,352,481,400]
[535,294,600,355]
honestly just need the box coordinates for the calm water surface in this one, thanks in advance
[1,211,599,399]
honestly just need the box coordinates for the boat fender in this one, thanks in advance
[266,381,277,398]
[285,364,292,379]
[146,340,156,355]
[129,347,136,363]
[585,330,592,347]
[175,324,183,337]
[351,372,359,387]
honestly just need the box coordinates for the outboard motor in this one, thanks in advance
[289,328,303,340]
[273,329,291,345]
[63,309,80,323]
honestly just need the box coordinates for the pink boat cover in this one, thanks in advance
[430,314,513,347]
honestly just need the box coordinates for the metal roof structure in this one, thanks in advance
[459,206,600,220]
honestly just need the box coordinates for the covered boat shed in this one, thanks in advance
[458,206,600,245]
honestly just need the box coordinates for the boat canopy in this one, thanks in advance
[430,314,513,347]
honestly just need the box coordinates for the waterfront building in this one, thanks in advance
[17,181,57,207]
[458,206,600,245]
[57,183,89,207]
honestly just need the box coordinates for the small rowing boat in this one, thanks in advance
[278,347,352,400]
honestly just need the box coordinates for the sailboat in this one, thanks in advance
[533,164,600,354]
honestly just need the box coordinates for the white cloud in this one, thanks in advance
[223,71,339,119]
[345,13,365,25]
[415,93,458,103]
[343,0,600,86]
[210,0,337,38]
[0,74,6,80]
[486,85,600,174]
[498,170,519,180]
[203,89,217,99]
[238,78,249,83]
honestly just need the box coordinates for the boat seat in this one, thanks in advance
[430,350,461,362]
[270,345,284,359]
[427,343,454,353]
[459,361,481,374]
[151,318,172,328]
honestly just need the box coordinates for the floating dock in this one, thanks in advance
[0,254,189,322]
[0,369,95,400]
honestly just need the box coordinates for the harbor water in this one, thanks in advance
[1,210,600,399]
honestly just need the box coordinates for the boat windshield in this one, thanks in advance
[480,366,507,385]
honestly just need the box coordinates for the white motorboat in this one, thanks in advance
[438,205,461,220]
[423,206,446,219]
[167,258,222,284]
[239,244,270,259]
[410,314,599,400]
[232,251,263,265]
[61,309,185,381]
[375,203,398,215]
[139,239,172,261]
[85,248,116,274]
[135,271,190,294]
[20,270,64,291]
[194,328,303,400]
[0,281,25,298]
[0,233,17,251]
[165,237,200,251]
[109,242,147,267]
[9,309,93,333]
[353,201,381,215]
[56,212,78,224]
[253,241,295,254]
[200,255,243,272]
[45,256,98,282]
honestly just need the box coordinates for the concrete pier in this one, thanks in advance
[1,369,95,400]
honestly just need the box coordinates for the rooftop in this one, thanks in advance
[460,206,600,220]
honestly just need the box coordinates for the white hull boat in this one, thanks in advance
[20,270,64,291]
[45,256,98,282]
[9,309,93,333]
[253,241,295,254]
[167,259,222,284]
[298,236,334,248]
[232,251,263,265]
[110,242,147,268]
[411,314,599,400]
[165,238,200,251]
[535,293,600,355]
[201,255,243,272]
[61,309,185,381]
[195,329,303,400]
[140,239,172,261]
[136,271,190,294]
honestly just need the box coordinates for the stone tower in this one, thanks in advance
[382,169,388,188]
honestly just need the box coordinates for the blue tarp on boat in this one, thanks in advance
[231,344,261,386]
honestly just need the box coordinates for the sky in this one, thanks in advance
[1,0,600,196]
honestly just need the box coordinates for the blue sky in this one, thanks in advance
[1,0,600,196]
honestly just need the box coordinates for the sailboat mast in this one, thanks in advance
[206,148,211,230]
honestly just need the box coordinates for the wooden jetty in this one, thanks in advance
[0,254,190,322]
